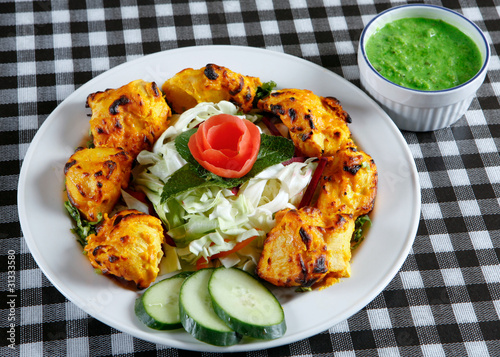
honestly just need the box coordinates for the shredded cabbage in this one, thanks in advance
[132,101,317,274]
[120,189,149,214]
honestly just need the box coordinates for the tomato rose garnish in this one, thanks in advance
[188,114,261,178]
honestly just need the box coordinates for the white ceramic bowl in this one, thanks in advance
[358,4,490,132]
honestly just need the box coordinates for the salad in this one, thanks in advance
[131,100,319,275]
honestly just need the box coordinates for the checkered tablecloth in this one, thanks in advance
[1,0,499,356]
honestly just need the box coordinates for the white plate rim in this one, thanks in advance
[18,45,421,352]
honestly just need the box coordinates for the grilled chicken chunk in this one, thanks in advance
[316,143,378,218]
[257,89,352,157]
[314,213,356,290]
[256,207,354,289]
[64,147,133,222]
[85,209,165,289]
[87,79,171,158]
[162,63,262,113]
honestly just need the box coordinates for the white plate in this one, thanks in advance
[18,45,421,352]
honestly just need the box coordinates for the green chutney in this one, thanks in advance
[365,17,482,91]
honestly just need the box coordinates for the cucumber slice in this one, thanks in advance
[208,267,286,339]
[135,271,192,330]
[179,268,242,346]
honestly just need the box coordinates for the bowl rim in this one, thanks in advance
[359,4,490,94]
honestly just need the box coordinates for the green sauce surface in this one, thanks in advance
[365,17,482,91]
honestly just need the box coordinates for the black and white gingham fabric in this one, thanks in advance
[1,0,499,356]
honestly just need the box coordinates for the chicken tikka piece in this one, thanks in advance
[316,143,378,219]
[162,63,262,113]
[64,147,133,222]
[257,88,352,158]
[256,207,355,290]
[85,209,165,289]
[87,79,171,158]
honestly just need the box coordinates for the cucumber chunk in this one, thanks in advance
[180,268,242,346]
[208,267,286,339]
[135,271,192,330]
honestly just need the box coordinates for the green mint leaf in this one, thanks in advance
[87,129,95,149]
[160,164,242,204]
[160,164,230,204]
[175,128,202,168]
[246,134,295,176]
[64,200,102,246]
[351,214,372,250]
[255,80,277,100]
